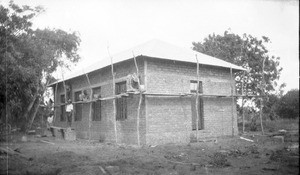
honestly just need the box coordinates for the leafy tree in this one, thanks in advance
[192,31,283,122]
[0,1,81,131]
[278,89,299,119]
[263,94,280,120]
[192,31,282,99]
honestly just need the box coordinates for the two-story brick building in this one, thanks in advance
[49,39,245,145]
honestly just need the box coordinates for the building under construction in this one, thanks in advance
[48,39,245,145]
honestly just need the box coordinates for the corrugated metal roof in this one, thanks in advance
[49,39,245,86]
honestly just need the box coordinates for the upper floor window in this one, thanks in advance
[190,80,203,94]
[92,87,101,121]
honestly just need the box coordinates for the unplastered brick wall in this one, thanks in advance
[196,98,238,138]
[52,58,146,145]
[146,97,192,145]
[145,58,239,145]
[146,58,236,95]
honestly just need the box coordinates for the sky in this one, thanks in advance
[1,0,299,93]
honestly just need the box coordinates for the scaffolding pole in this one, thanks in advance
[195,55,200,141]
[133,52,141,147]
[53,93,129,107]
[241,71,245,134]
[60,66,68,126]
[108,46,118,144]
[230,67,235,137]
[53,81,58,123]
[83,69,93,141]
[241,39,245,134]
[60,66,67,102]
[144,93,191,97]
[259,58,266,135]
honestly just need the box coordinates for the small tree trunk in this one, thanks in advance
[242,98,245,133]
[23,93,38,120]
[27,96,41,132]
[259,98,264,135]
[24,78,49,132]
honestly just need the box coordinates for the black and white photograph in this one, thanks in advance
[0,0,299,174]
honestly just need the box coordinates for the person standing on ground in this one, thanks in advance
[46,99,54,130]
[47,113,54,129]
[66,99,73,127]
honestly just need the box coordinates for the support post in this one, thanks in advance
[230,67,235,137]
[132,51,139,76]
[108,46,118,144]
[137,94,142,146]
[195,55,200,141]
[53,82,58,123]
[60,66,67,103]
[60,66,68,125]
[83,69,93,141]
[133,51,141,147]
[259,98,264,135]
[259,58,266,135]
[242,71,245,134]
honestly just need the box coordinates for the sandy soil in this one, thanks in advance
[0,130,299,175]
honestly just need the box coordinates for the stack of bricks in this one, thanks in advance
[64,128,76,141]
[50,126,64,139]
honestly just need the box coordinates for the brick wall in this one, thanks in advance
[53,58,146,145]
[146,97,192,145]
[52,56,240,145]
[145,58,239,145]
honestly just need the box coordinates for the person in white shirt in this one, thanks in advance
[66,99,73,127]
[47,113,53,129]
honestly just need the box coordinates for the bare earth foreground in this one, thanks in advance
[0,129,299,175]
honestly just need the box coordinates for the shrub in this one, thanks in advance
[278,89,299,119]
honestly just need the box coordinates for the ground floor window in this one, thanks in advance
[191,97,204,130]
[116,81,127,120]
[74,91,82,121]
[190,80,204,130]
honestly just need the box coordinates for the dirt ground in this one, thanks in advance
[0,129,299,175]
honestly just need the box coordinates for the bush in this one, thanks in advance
[278,89,299,119]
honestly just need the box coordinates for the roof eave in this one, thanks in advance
[47,56,246,87]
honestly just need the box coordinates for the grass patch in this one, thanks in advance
[238,118,299,133]
[209,152,231,167]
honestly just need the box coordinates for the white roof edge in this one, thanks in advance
[48,39,246,86]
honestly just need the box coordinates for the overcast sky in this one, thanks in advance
[2,0,299,92]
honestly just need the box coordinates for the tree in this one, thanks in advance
[192,31,282,98]
[277,89,299,119]
[0,1,81,131]
[263,94,280,120]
